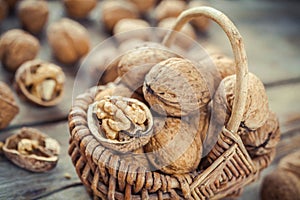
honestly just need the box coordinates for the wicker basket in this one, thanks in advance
[68,7,277,200]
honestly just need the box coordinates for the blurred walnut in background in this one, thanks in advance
[63,0,97,19]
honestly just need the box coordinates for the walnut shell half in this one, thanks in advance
[143,57,211,117]
[87,96,153,153]
[3,127,60,172]
[15,59,65,107]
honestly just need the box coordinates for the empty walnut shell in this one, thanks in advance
[143,57,211,117]
[213,72,269,130]
[240,111,280,157]
[87,96,153,153]
[63,0,97,19]
[18,0,49,34]
[0,81,19,129]
[145,117,202,174]
[15,59,65,107]
[101,0,139,32]
[0,29,40,72]
[47,18,90,64]
[2,127,60,172]
[118,42,178,93]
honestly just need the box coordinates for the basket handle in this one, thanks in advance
[162,7,249,134]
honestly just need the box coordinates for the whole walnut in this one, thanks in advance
[145,117,203,174]
[143,57,211,117]
[213,72,269,130]
[113,18,150,42]
[118,42,178,94]
[47,18,90,64]
[101,0,139,32]
[0,0,8,22]
[0,29,40,72]
[0,81,19,129]
[158,17,196,49]
[188,0,211,32]
[154,0,187,22]
[18,0,49,34]
[240,111,280,157]
[279,150,300,178]
[127,0,156,13]
[63,0,97,19]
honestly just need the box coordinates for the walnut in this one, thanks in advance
[87,96,153,152]
[47,18,90,64]
[101,0,139,32]
[261,169,300,200]
[113,18,150,42]
[154,0,187,22]
[128,0,156,13]
[118,42,178,94]
[213,72,269,130]
[15,59,65,107]
[18,0,49,34]
[0,81,19,129]
[144,117,202,174]
[0,0,8,22]
[3,0,18,9]
[118,38,144,53]
[0,29,39,72]
[63,0,97,19]
[158,17,196,49]
[2,127,60,172]
[240,111,280,157]
[188,1,211,32]
[143,57,211,117]
[119,147,151,170]
[279,150,300,178]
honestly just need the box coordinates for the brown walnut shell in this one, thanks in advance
[154,0,186,22]
[15,59,65,107]
[128,0,156,13]
[144,117,202,174]
[63,0,97,19]
[2,127,60,172]
[213,72,269,130]
[188,0,211,32]
[47,18,90,64]
[0,81,19,129]
[101,0,139,31]
[87,96,153,153]
[0,0,8,21]
[240,111,280,157]
[118,42,178,93]
[18,0,49,34]
[261,169,300,200]
[0,29,39,72]
[279,150,300,178]
[143,57,211,117]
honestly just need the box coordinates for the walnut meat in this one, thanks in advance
[145,117,203,174]
[0,29,39,72]
[113,18,150,42]
[0,81,19,129]
[47,18,90,64]
[118,42,178,93]
[158,17,196,49]
[143,57,211,117]
[15,59,65,107]
[101,0,139,31]
[88,96,153,153]
[63,0,97,19]
[2,127,60,172]
[0,0,8,21]
[18,0,49,34]
[154,0,186,22]
[240,111,280,157]
[213,72,269,130]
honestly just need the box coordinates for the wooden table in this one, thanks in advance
[1,1,300,199]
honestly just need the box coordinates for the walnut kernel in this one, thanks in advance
[0,29,40,72]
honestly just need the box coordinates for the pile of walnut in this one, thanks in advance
[90,37,280,175]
